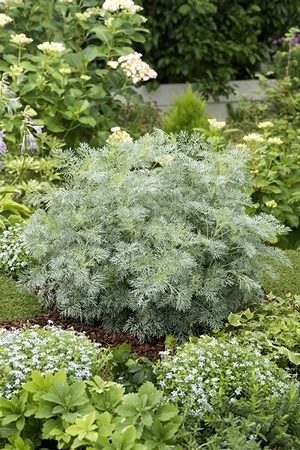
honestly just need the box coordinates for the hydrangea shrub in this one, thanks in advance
[0,325,107,398]
[22,131,288,340]
[155,336,300,447]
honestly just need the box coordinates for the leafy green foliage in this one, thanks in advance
[227,30,300,248]
[0,186,30,230]
[0,371,183,449]
[107,344,156,392]
[0,325,107,399]
[155,335,300,448]
[161,85,210,134]
[139,0,300,98]
[21,131,289,340]
[0,0,156,150]
[216,292,300,371]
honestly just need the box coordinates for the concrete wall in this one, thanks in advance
[137,80,264,118]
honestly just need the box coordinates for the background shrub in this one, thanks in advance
[139,0,300,98]
[21,131,288,340]
[161,85,210,134]
[155,336,300,447]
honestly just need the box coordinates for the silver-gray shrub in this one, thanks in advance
[21,131,288,340]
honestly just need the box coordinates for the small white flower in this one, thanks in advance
[37,41,65,55]
[0,13,12,26]
[107,60,119,69]
[117,52,157,84]
[267,137,283,145]
[102,0,142,14]
[107,127,133,144]
[208,118,226,130]
[10,33,33,45]
[59,67,72,75]
[9,64,23,77]
[80,74,91,81]
[257,121,274,129]
[243,133,264,143]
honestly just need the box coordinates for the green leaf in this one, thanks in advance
[228,312,242,327]
[90,25,113,44]
[63,53,85,71]
[78,116,97,127]
[155,404,178,422]
[43,117,66,132]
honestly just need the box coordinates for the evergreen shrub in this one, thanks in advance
[161,85,209,134]
[22,131,288,340]
[155,336,300,448]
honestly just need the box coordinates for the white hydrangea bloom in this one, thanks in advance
[59,66,72,75]
[0,13,12,26]
[257,121,274,129]
[243,133,264,143]
[267,137,283,145]
[208,118,226,130]
[37,41,66,56]
[76,8,102,21]
[102,0,142,14]
[9,64,24,76]
[117,52,157,84]
[10,33,33,45]
[107,127,133,144]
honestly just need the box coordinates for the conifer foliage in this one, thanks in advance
[22,131,288,340]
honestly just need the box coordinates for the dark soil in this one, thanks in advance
[0,311,166,361]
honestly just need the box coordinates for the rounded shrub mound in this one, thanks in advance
[155,336,300,448]
[22,131,288,340]
[0,325,105,398]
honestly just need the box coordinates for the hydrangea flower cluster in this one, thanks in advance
[0,222,30,276]
[10,33,33,46]
[37,41,66,56]
[108,52,157,84]
[106,126,133,144]
[102,0,142,14]
[208,118,226,130]
[155,336,293,419]
[0,12,12,27]
[0,325,104,398]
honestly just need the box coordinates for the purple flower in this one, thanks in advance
[0,131,7,154]
[26,131,39,152]
[272,36,285,45]
[291,35,300,46]
[31,124,44,134]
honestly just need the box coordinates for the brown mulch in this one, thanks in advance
[0,311,165,361]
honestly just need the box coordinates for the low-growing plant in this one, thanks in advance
[161,85,210,134]
[0,222,31,278]
[155,335,300,448]
[216,293,300,372]
[0,325,108,399]
[0,186,30,229]
[107,343,156,392]
[0,370,183,449]
[21,131,288,340]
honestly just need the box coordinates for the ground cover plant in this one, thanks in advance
[155,335,300,448]
[19,130,288,341]
[0,371,183,449]
[0,324,107,399]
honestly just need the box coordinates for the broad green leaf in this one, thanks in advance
[228,312,242,327]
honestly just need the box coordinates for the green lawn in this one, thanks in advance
[0,273,42,321]
[262,249,300,298]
